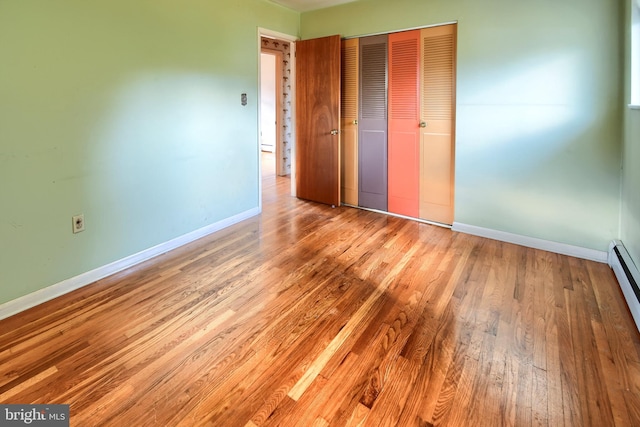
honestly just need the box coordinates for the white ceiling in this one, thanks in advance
[269,0,359,12]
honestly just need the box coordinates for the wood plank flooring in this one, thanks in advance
[1,153,640,426]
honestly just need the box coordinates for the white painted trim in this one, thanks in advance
[629,104,640,110]
[289,40,297,198]
[452,222,608,263]
[608,240,640,332]
[0,207,261,321]
[258,27,298,43]
[343,20,458,40]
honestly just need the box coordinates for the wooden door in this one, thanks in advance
[296,35,341,206]
[358,34,388,211]
[341,38,359,206]
[419,24,456,224]
[388,30,420,218]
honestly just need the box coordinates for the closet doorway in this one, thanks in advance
[341,23,457,226]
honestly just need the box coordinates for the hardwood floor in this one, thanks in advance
[1,157,640,426]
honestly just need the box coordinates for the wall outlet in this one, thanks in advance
[72,214,85,233]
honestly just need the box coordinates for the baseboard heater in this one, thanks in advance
[609,240,640,332]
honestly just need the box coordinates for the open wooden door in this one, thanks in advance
[296,35,341,206]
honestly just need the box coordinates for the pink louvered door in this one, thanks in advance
[388,30,420,218]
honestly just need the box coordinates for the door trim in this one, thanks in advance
[341,20,458,40]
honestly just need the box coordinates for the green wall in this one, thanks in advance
[302,0,623,251]
[622,0,640,270]
[0,0,631,308]
[0,0,298,305]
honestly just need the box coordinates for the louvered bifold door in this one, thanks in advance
[341,38,359,206]
[419,24,456,224]
[358,34,388,211]
[388,30,420,218]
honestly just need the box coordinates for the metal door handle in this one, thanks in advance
[330,129,339,135]
[353,120,358,125]
[419,121,427,128]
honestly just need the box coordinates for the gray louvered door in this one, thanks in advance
[358,34,388,211]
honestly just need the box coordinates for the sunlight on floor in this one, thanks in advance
[261,150,276,178]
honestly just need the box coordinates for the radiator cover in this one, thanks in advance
[609,240,640,333]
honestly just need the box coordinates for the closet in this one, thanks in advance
[340,23,456,225]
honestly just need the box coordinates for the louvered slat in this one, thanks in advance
[390,38,418,120]
[422,34,454,121]
[342,45,358,120]
[361,43,387,120]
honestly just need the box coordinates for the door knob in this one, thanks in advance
[330,129,339,135]
[419,121,427,128]
[353,120,358,125]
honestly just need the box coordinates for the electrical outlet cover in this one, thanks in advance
[72,214,85,233]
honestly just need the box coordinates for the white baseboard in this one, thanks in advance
[0,207,261,321]
[609,240,640,332]
[451,222,608,263]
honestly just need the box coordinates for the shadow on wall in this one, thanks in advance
[455,51,620,248]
